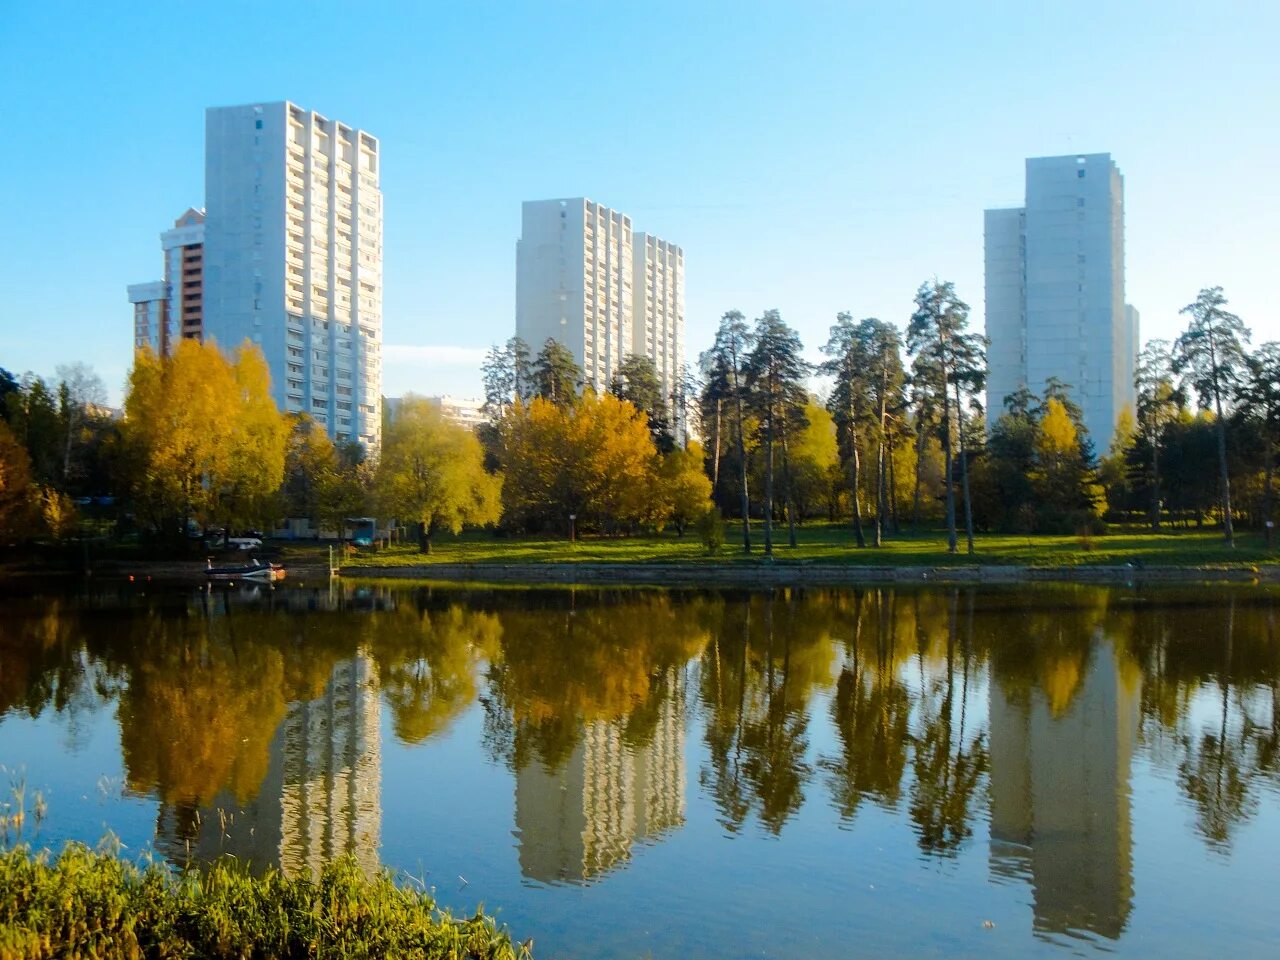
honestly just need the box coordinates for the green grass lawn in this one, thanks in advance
[292,522,1279,569]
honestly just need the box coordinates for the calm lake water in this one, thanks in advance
[1,580,1278,958]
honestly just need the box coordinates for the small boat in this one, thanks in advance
[204,558,286,581]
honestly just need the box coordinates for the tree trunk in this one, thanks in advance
[1214,387,1234,547]
[911,419,926,533]
[1264,437,1274,550]
[418,520,431,554]
[733,383,752,553]
[763,404,775,557]
[1150,426,1162,532]
[887,430,900,534]
[875,382,888,547]
[850,416,866,548]
[781,418,797,549]
[712,397,723,502]
[940,350,957,554]
[954,380,975,555]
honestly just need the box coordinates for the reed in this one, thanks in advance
[0,843,532,959]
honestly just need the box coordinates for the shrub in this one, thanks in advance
[697,507,725,555]
[0,843,531,959]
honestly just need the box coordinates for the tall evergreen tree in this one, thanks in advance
[907,352,944,532]
[906,280,980,554]
[822,313,872,547]
[610,353,673,451]
[1133,339,1184,530]
[706,311,756,553]
[1237,342,1280,547]
[1174,286,1250,546]
[745,310,809,557]
[481,336,532,418]
[531,338,582,408]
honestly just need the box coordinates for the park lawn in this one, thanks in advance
[324,523,1278,569]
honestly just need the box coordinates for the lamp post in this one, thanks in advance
[569,514,576,542]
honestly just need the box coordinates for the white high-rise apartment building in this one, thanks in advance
[204,101,383,451]
[517,198,634,394]
[985,153,1137,448]
[632,233,685,420]
[516,198,685,415]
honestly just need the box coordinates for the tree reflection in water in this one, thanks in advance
[1,580,1279,925]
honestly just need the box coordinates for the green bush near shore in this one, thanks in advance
[313,522,1277,570]
[0,844,531,960]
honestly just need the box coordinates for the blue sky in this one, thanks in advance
[1,1,1276,405]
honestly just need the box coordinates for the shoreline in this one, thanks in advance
[5,557,1278,588]
[339,561,1278,586]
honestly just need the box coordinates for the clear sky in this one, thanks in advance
[1,1,1276,405]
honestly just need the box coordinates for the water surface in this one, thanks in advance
[1,581,1277,958]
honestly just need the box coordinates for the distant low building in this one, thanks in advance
[384,394,486,431]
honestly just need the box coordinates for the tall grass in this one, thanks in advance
[0,843,532,959]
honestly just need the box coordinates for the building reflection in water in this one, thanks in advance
[988,636,1140,941]
[515,667,686,883]
[156,653,381,879]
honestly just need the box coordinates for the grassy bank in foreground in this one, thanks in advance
[0,844,530,960]
[317,523,1278,570]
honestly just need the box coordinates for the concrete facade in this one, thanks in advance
[631,232,685,421]
[127,209,205,356]
[516,198,634,395]
[516,199,685,422]
[204,101,383,452]
[128,281,170,354]
[162,208,205,343]
[985,154,1137,447]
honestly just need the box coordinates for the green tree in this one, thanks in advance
[745,310,809,555]
[1134,340,1185,530]
[481,336,533,418]
[4,373,61,486]
[822,314,874,547]
[1237,343,1280,547]
[532,338,582,407]
[706,311,756,553]
[611,353,672,451]
[907,352,945,531]
[1174,286,1250,545]
[907,281,981,553]
[375,397,502,552]
[698,344,734,503]
[822,316,904,547]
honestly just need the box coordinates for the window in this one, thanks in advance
[255,119,263,130]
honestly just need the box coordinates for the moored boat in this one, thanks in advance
[204,558,286,581]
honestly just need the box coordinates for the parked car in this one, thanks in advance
[227,537,263,551]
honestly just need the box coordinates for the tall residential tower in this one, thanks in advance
[516,198,684,419]
[985,154,1137,447]
[127,208,205,355]
[203,101,383,451]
